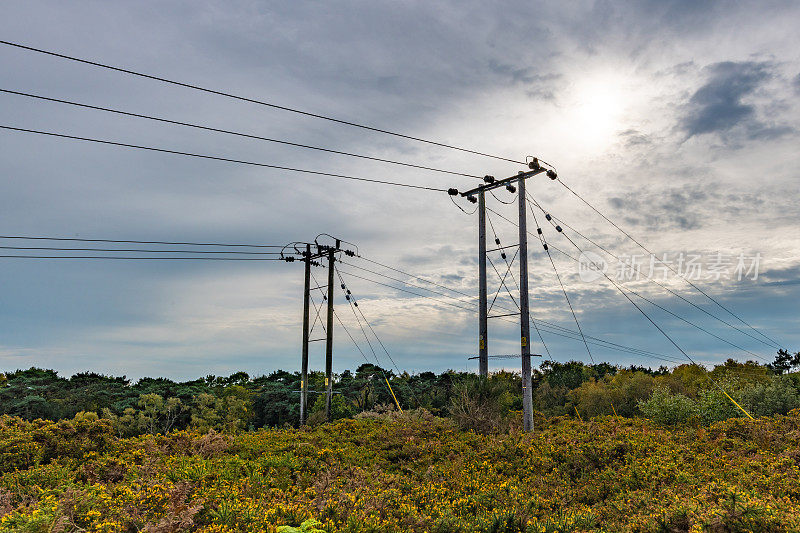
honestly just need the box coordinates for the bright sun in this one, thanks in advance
[560,75,628,152]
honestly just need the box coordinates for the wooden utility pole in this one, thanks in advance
[300,243,311,425]
[478,190,488,379]
[518,176,534,432]
[324,246,336,422]
[453,164,546,432]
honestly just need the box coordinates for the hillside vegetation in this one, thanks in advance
[1,410,800,532]
[2,351,800,435]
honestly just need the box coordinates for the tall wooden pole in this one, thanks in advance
[478,190,488,379]
[518,176,534,432]
[324,247,335,422]
[300,244,311,425]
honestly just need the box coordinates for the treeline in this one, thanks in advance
[1,349,798,434]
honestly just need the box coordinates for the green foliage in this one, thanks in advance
[2,351,799,434]
[739,376,800,417]
[638,386,698,425]
[277,518,325,532]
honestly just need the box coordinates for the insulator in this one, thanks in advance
[447,188,459,196]
[542,243,548,251]
[546,169,557,180]
[354,301,358,307]
[528,157,540,170]
[537,228,542,235]
[506,185,516,193]
[501,252,507,259]
[284,257,295,262]
[346,290,351,295]
[483,175,495,183]
[341,283,346,289]
[545,214,552,221]
[467,195,477,204]
[346,294,351,301]
[555,225,563,232]
[494,238,500,245]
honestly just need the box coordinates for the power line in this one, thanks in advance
[0,245,281,255]
[0,125,448,192]
[0,40,524,165]
[0,88,483,180]
[536,197,754,418]
[341,261,678,362]
[0,255,284,260]
[353,252,677,360]
[528,202,597,367]
[334,268,409,409]
[336,269,477,313]
[526,195,771,363]
[557,177,782,349]
[0,234,283,248]
[528,196,778,353]
[357,255,475,300]
[338,260,477,307]
[485,203,752,364]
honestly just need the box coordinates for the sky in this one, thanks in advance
[1,1,798,381]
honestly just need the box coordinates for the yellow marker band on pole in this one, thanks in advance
[385,377,403,413]
[611,402,619,418]
[573,405,583,422]
[722,389,754,420]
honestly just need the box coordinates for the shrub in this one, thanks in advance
[638,386,697,425]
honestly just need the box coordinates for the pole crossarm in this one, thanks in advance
[459,168,546,197]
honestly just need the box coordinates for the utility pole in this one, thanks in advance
[286,236,357,426]
[478,190,488,379]
[451,162,547,432]
[300,243,311,425]
[518,176,534,432]
[324,243,337,422]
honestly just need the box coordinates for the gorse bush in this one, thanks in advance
[2,412,800,531]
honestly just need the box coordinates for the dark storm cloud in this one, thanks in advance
[682,61,793,140]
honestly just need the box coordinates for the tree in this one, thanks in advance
[769,349,800,375]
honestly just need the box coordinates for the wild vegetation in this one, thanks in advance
[2,350,799,434]
[1,409,800,531]
[1,351,799,531]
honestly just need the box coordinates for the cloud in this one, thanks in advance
[681,61,793,141]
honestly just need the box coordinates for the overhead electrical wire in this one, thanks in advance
[0,88,483,180]
[0,125,448,192]
[0,234,284,248]
[342,258,681,363]
[338,260,477,307]
[0,40,525,165]
[528,203,598,368]
[335,267,408,410]
[526,196,771,363]
[357,255,476,300]
[534,195,754,419]
[556,177,782,349]
[483,203,747,365]
[0,255,284,260]
[528,197,778,353]
[0,245,281,255]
